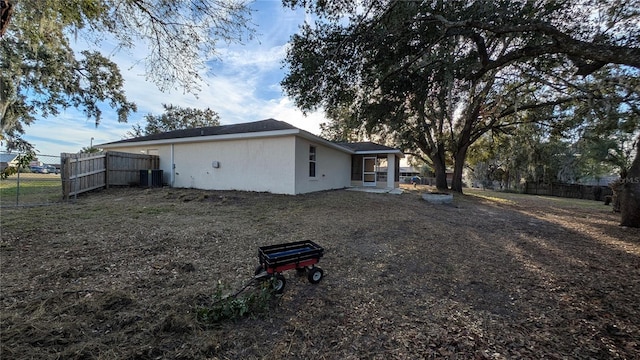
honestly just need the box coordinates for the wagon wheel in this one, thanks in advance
[307,267,323,284]
[272,274,286,294]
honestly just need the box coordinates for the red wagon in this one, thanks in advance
[254,240,324,293]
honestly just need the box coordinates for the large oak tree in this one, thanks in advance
[282,0,640,227]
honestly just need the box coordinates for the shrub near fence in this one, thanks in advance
[523,182,613,201]
[0,153,63,206]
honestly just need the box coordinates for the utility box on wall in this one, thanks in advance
[140,169,163,187]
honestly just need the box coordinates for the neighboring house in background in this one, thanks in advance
[377,166,421,183]
[0,153,19,171]
[99,119,404,195]
[399,166,421,183]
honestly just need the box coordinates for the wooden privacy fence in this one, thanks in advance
[61,151,160,199]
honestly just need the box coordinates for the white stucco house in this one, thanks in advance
[99,119,403,195]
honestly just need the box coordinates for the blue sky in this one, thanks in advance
[23,1,327,156]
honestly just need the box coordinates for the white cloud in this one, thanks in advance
[263,97,325,134]
[217,44,287,72]
[19,1,325,157]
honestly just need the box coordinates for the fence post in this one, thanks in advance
[62,154,72,200]
[15,165,20,206]
[105,152,109,189]
[74,153,79,201]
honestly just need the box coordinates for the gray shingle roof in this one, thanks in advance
[100,119,401,156]
[337,142,399,152]
[102,118,297,145]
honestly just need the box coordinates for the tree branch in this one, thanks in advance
[421,14,640,77]
[0,0,13,37]
[497,97,578,119]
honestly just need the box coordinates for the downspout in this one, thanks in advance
[170,143,175,187]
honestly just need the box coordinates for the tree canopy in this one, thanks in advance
[126,104,221,138]
[0,0,253,152]
[282,0,640,226]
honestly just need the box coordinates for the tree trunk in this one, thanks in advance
[619,141,640,227]
[451,151,466,193]
[430,145,448,191]
[433,158,448,191]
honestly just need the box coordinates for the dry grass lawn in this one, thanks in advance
[1,185,639,359]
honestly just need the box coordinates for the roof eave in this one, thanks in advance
[99,129,302,148]
[98,127,403,158]
[296,131,356,154]
[354,150,404,158]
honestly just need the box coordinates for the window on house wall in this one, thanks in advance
[309,145,316,177]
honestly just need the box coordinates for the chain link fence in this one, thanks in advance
[0,153,63,207]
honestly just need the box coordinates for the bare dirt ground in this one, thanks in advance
[1,186,639,359]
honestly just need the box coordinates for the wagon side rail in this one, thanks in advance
[258,240,324,271]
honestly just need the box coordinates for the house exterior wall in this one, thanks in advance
[171,136,296,194]
[387,153,398,189]
[102,136,298,194]
[294,137,351,194]
[101,133,399,194]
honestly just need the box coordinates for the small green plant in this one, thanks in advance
[195,280,276,324]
